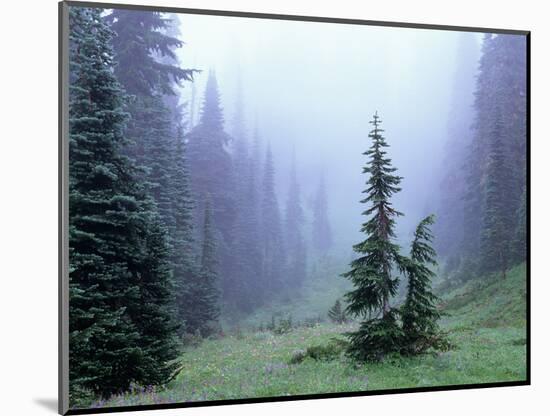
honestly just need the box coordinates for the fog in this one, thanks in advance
[175,13,481,256]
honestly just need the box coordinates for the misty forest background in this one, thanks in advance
[68,7,527,408]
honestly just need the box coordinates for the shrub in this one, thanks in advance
[289,338,348,364]
[273,316,293,335]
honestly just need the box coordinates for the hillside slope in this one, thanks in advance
[91,263,527,409]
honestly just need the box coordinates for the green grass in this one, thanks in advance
[91,262,527,409]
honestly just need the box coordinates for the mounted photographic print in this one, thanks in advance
[58,1,530,414]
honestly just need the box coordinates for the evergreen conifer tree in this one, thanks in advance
[479,111,515,278]
[107,9,203,336]
[171,125,198,334]
[187,71,236,305]
[261,145,286,298]
[68,7,179,400]
[107,10,194,96]
[196,200,221,334]
[342,112,404,362]
[328,299,348,324]
[401,215,446,355]
[224,84,258,311]
[285,156,307,287]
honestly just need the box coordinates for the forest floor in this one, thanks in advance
[92,263,527,409]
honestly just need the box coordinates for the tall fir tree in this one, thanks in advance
[107,9,194,97]
[401,215,446,355]
[106,7,195,225]
[461,34,495,272]
[312,172,333,256]
[68,7,179,401]
[107,9,201,334]
[171,125,198,334]
[342,112,404,362]
[243,126,265,304]
[226,87,264,311]
[194,200,221,334]
[261,144,286,298]
[187,71,236,305]
[137,96,178,230]
[284,155,307,287]
[479,111,515,278]
[152,13,186,130]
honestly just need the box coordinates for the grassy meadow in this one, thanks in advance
[90,263,527,409]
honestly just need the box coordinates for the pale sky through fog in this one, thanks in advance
[172,12,482,252]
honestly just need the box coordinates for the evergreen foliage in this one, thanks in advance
[459,33,527,278]
[285,157,307,288]
[68,7,179,401]
[342,112,404,361]
[107,9,195,96]
[197,200,221,334]
[479,111,515,278]
[224,86,263,311]
[401,215,447,355]
[187,71,236,306]
[346,310,404,362]
[260,145,286,298]
[107,8,201,332]
[171,126,198,334]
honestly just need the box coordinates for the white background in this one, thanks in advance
[0,0,546,415]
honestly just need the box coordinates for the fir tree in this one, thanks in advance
[328,299,348,324]
[342,112,404,362]
[128,215,181,385]
[187,71,236,304]
[106,7,195,235]
[152,13,186,129]
[107,9,194,96]
[171,125,197,334]
[136,95,178,230]
[401,215,446,355]
[461,34,495,272]
[260,144,286,298]
[68,7,179,400]
[312,172,333,256]
[107,9,201,334]
[240,126,265,305]
[285,155,307,287]
[479,111,515,278]
[193,200,221,335]
[224,83,257,310]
